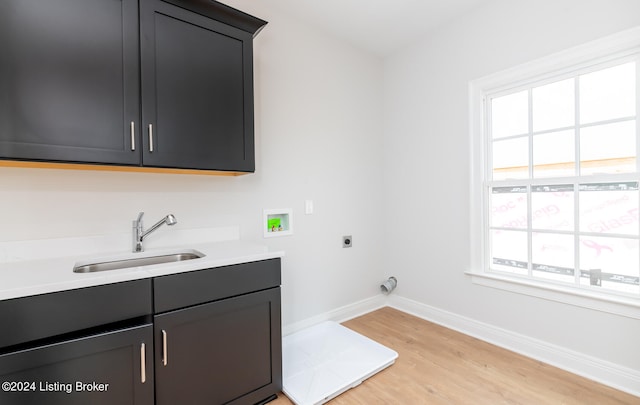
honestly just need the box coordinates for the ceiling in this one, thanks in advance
[269,0,494,57]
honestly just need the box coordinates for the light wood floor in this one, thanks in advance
[270,307,637,405]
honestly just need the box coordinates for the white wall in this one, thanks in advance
[0,1,385,328]
[383,0,640,383]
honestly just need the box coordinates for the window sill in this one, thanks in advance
[465,270,640,319]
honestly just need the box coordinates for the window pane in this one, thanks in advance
[580,121,636,175]
[579,182,639,235]
[492,137,528,180]
[532,78,575,132]
[491,229,528,275]
[533,129,575,177]
[532,232,574,283]
[532,185,574,231]
[580,236,639,294]
[580,62,636,124]
[491,90,528,139]
[482,56,640,296]
[491,186,527,229]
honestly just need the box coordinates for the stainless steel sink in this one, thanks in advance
[73,250,205,273]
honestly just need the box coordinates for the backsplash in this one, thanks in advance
[0,226,239,263]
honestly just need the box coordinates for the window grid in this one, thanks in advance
[485,56,640,297]
[574,76,582,287]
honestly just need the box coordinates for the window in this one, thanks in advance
[469,28,640,316]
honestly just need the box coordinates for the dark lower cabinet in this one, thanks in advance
[0,324,154,405]
[154,288,282,405]
[0,259,282,405]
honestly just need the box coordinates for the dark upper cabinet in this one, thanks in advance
[140,0,258,172]
[0,0,140,165]
[0,0,266,172]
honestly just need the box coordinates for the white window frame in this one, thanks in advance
[468,27,640,319]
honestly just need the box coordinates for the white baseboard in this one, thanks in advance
[282,295,386,336]
[387,295,640,398]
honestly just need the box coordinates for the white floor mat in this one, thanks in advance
[282,321,398,405]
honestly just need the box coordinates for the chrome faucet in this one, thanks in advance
[132,212,177,252]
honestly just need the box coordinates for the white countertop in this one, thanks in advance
[0,240,284,301]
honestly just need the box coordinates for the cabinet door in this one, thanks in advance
[140,0,255,172]
[0,324,153,405]
[0,0,140,165]
[154,288,282,405]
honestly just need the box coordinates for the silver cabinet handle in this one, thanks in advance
[140,343,146,383]
[148,124,154,152]
[130,121,136,151]
[162,329,168,366]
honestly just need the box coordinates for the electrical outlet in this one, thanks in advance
[342,235,352,248]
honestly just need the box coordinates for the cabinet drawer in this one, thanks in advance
[0,279,152,350]
[153,258,281,313]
